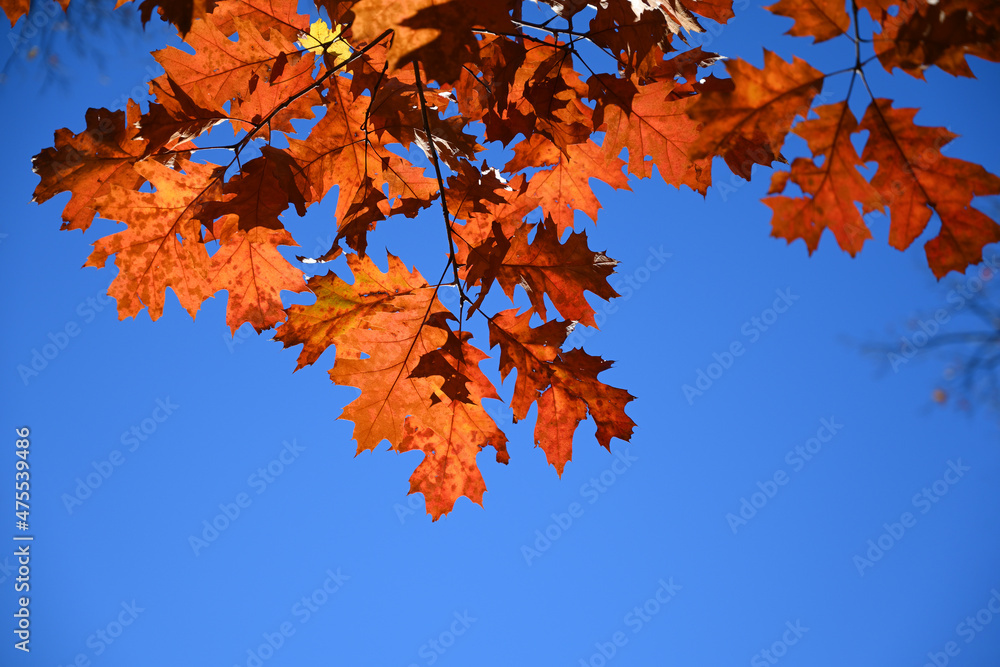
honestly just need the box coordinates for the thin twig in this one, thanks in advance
[412,60,465,300]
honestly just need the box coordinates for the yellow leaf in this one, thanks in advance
[297,19,352,64]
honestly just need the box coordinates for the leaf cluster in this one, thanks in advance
[9,0,999,518]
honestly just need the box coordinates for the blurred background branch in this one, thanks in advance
[1,0,149,88]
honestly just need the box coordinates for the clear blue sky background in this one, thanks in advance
[2,2,1000,666]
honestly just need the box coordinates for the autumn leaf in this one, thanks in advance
[195,154,299,232]
[140,77,228,153]
[129,0,214,35]
[512,138,632,234]
[210,0,310,40]
[472,216,620,328]
[766,0,850,43]
[859,99,1000,277]
[150,10,303,115]
[298,17,352,63]
[686,50,826,176]
[277,253,507,517]
[873,0,1000,78]
[32,102,152,232]
[207,219,309,334]
[764,102,882,256]
[400,321,510,520]
[87,159,224,321]
[227,48,321,139]
[594,81,711,194]
[1,0,31,27]
[349,0,516,84]
[489,309,635,476]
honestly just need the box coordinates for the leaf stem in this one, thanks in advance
[412,60,466,304]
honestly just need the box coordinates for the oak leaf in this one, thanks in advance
[513,138,632,233]
[86,159,224,321]
[764,102,882,256]
[350,0,516,84]
[207,219,309,333]
[150,11,301,114]
[594,81,711,193]
[766,0,849,43]
[32,102,151,232]
[686,50,825,175]
[859,99,1000,277]
[489,309,635,476]
[873,0,1000,78]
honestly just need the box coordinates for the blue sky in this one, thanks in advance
[2,2,1000,666]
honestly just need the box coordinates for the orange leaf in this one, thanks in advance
[278,252,507,518]
[196,155,300,232]
[489,310,635,475]
[87,159,225,321]
[596,81,711,194]
[766,0,850,43]
[151,11,301,114]
[207,221,308,334]
[764,102,882,256]
[400,323,509,520]
[210,0,310,40]
[859,99,1000,277]
[32,103,150,232]
[490,216,620,328]
[873,0,1000,78]
[132,0,213,35]
[0,0,31,27]
[517,139,631,233]
[350,0,516,84]
[686,50,825,175]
